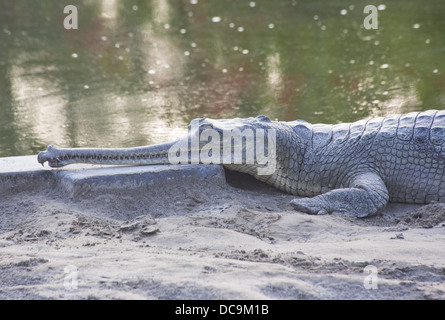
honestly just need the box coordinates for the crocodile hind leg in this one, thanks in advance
[290,172,389,218]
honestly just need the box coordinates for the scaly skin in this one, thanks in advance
[38,110,445,217]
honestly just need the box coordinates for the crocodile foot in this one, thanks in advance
[290,172,389,218]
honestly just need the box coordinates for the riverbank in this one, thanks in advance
[1,156,444,299]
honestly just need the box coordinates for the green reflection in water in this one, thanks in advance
[0,0,444,157]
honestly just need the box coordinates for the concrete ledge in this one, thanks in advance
[0,155,226,197]
[0,156,55,194]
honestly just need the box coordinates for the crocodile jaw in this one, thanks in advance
[37,142,179,168]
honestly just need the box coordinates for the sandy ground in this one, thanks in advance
[0,169,444,300]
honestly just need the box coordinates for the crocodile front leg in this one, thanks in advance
[290,172,389,218]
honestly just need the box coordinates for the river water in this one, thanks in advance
[0,0,444,157]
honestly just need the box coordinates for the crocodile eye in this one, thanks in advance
[200,123,214,130]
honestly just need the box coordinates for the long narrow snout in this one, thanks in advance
[37,141,178,168]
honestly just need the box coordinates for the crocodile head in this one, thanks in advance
[169,115,275,166]
[37,115,276,174]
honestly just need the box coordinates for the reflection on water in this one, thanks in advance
[0,0,444,157]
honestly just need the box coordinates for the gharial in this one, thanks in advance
[38,110,445,218]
